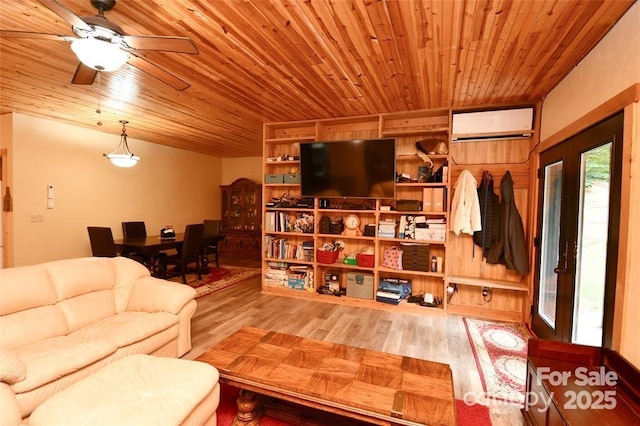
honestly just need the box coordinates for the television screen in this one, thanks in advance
[300,138,396,199]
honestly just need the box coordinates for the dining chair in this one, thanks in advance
[158,223,205,284]
[122,220,167,275]
[122,221,147,239]
[87,227,117,257]
[202,219,223,269]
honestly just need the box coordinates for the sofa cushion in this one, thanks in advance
[0,265,56,316]
[57,290,117,333]
[11,336,117,394]
[0,348,26,385]
[70,311,179,349]
[46,257,116,301]
[0,305,69,350]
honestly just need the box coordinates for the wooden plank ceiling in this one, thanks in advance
[0,0,635,157]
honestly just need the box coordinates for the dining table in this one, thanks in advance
[114,233,225,275]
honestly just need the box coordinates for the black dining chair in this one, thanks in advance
[122,221,167,275]
[88,226,146,264]
[158,223,205,284]
[122,221,147,239]
[202,219,223,269]
[87,226,118,257]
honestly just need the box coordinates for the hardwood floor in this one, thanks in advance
[184,258,524,425]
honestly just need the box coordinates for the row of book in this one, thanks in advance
[378,216,447,241]
[265,211,314,233]
[264,236,314,260]
[264,263,314,291]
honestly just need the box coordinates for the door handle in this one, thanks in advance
[554,241,569,274]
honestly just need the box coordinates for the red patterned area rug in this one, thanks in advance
[464,317,532,406]
[168,266,260,298]
[216,384,491,426]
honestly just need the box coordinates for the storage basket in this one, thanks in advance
[356,253,375,267]
[316,249,339,264]
[343,256,358,265]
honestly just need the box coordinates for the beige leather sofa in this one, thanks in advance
[0,256,198,424]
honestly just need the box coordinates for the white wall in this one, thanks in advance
[2,113,224,266]
[540,2,640,367]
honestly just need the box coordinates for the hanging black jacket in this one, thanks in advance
[486,171,529,274]
[473,175,500,254]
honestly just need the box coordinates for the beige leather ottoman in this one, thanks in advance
[29,354,220,426]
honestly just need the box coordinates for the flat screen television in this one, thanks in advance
[300,138,396,199]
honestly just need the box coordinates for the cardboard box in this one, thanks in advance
[422,188,433,212]
[433,188,445,212]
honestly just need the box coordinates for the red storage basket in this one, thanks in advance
[356,253,375,267]
[316,249,339,264]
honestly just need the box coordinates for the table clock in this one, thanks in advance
[344,214,361,236]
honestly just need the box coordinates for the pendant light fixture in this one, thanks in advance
[104,120,140,168]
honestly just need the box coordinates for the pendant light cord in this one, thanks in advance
[96,71,103,126]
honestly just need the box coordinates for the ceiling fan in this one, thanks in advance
[1,0,198,90]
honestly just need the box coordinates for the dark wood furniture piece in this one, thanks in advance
[121,221,147,239]
[203,219,223,268]
[220,178,262,258]
[522,338,640,425]
[121,221,166,272]
[87,226,118,257]
[196,327,456,426]
[114,231,223,277]
[158,224,205,284]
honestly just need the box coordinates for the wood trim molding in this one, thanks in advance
[613,101,639,357]
[538,84,640,152]
[1,148,11,268]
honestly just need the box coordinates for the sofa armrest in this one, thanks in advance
[126,276,196,314]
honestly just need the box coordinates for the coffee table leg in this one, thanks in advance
[233,389,262,426]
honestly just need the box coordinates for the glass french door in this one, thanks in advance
[532,113,623,346]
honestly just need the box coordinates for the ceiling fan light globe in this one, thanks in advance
[105,153,140,168]
[71,38,127,72]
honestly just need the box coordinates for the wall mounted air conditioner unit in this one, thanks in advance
[451,107,534,142]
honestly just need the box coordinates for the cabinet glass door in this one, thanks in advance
[229,189,244,230]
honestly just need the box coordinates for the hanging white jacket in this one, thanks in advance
[450,170,482,236]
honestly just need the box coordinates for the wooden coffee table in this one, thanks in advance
[196,327,456,425]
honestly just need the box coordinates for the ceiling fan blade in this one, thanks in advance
[122,35,198,54]
[127,55,190,91]
[37,0,93,33]
[71,62,97,85]
[0,30,74,42]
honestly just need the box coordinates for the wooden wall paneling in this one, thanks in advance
[317,118,380,141]
[449,137,532,165]
[447,286,526,322]
[265,122,317,140]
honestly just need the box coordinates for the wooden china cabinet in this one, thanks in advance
[220,178,262,258]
